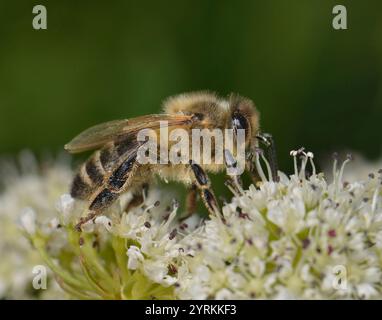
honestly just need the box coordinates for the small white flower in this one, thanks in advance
[195,265,211,283]
[55,193,75,224]
[227,269,246,289]
[249,257,265,277]
[273,286,296,300]
[127,245,144,270]
[215,288,233,300]
[356,283,378,299]
[49,217,60,229]
[19,207,36,235]
[94,215,113,231]
[186,282,209,300]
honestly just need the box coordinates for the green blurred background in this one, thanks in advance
[1,0,381,173]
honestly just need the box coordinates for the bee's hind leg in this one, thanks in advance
[189,161,221,216]
[75,187,119,232]
[75,211,99,232]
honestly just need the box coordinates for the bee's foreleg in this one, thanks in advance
[189,161,221,216]
[256,132,279,182]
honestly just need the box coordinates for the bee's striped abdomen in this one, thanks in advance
[71,136,139,211]
[71,151,106,200]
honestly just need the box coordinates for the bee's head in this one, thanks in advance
[229,94,260,147]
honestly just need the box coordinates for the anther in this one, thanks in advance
[169,228,177,240]
[172,199,180,210]
[346,154,353,161]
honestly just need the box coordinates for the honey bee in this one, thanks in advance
[65,92,277,231]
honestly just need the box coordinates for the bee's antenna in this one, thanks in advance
[256,133,279,182]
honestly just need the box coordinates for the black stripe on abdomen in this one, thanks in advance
[71,174,92,199]
[86,158,104,184]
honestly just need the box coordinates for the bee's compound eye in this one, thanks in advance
[232,113,248,131]
[192,113,204,121]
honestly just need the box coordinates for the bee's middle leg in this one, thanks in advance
[189,161,221,216]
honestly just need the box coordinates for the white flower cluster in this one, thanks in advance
[2,149,382,299]
[175,151,382,299]
[0,151,71,299]
[56,189,202,290]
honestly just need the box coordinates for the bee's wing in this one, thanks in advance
[65,114,194,154]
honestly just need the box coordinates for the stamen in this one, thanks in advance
[307,152,316,176]
[299,154,308,180]
[160,200,179,233]
[254,148,268,182]
[260,150,273,182]
[338,154,352,186]
[172,199,179,211]
[291,147,307,179]
[371,185,379,214]
[142,183,149,202]
[290,150,298,176]
[234,176,244,194]
[332,152,339,183]
[143,200,160,214]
